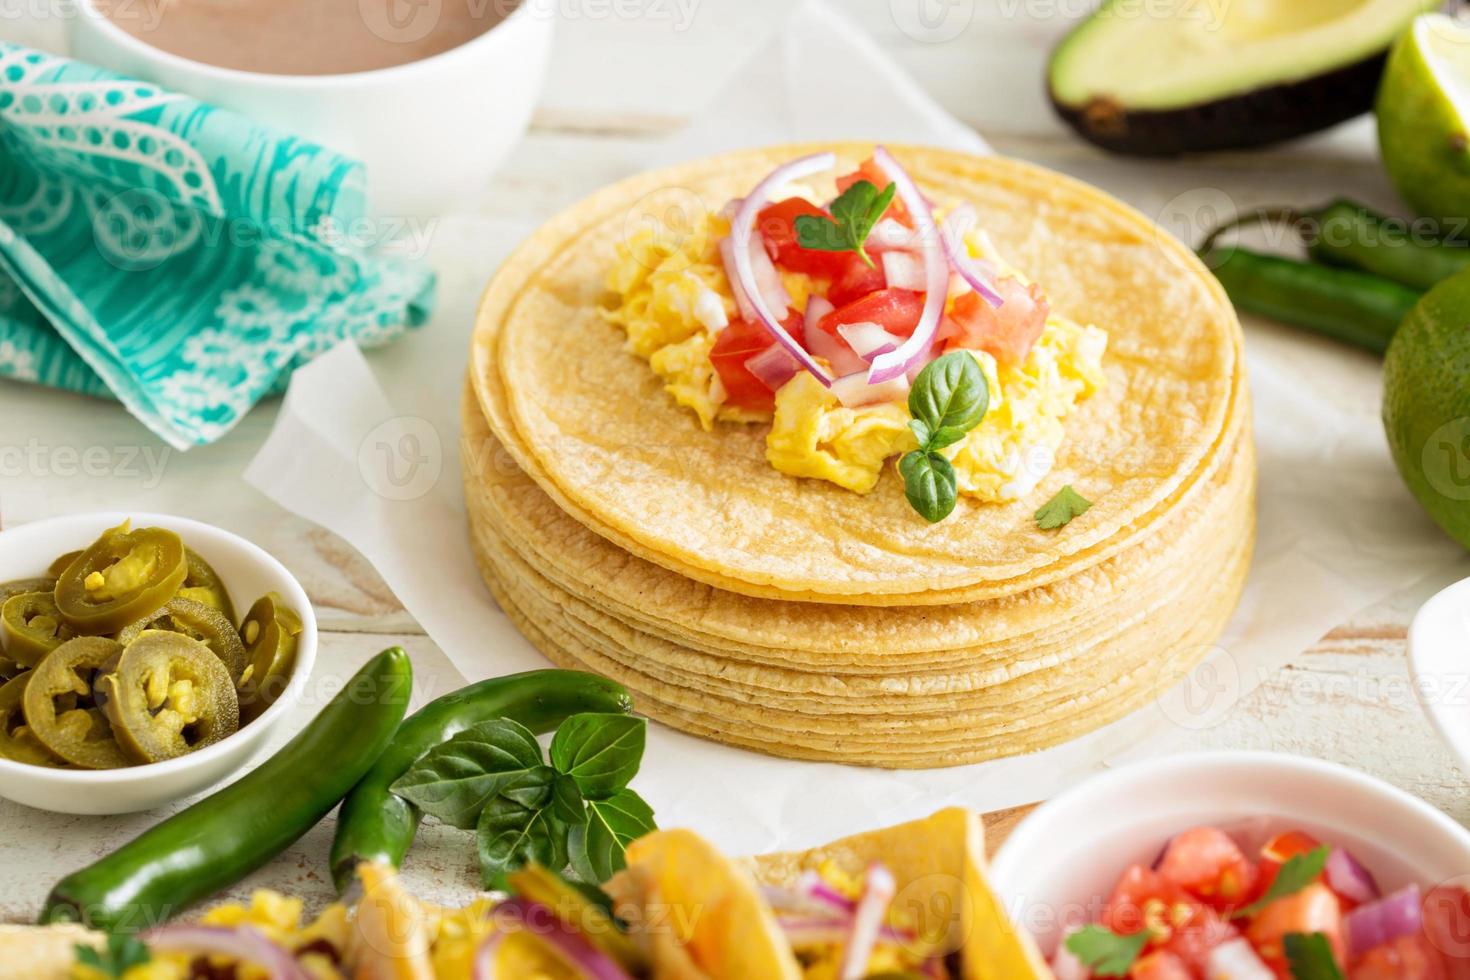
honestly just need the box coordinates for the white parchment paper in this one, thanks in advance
[245,0,1462,854]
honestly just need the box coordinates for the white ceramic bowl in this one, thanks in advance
[68,0,552,216]
[0,512,317,815]
[1409,577,1470,776]
[989,752,1470,958]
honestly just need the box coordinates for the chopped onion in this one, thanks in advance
[1205,938,1274,980]
[865,147,949,385]
[836,321,902,362]
[746,343,800,392]
[803,297,867,376]
[867,217,919,253]
[719,236,757,323]
[747,231,791,312]
[1050,927,1091,980]
[881,250,928,292]
[693,286,729,332]
[473,898,634,980]
[797,869,858,913]
[1345,884,1423,958]
[1325,847,1381,906]
[939,205,1005,308]
[143,925,311,980]
[839,863,898,980]
[832,371,910,408]
[730,153,838,386]
[777,915,913,946]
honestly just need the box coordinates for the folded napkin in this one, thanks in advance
[0,43,435,448]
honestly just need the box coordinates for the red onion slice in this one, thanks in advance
[839,863,898,980]
[777,915,913,945]
[797,869,858,914]
[1205,937,1274,980]
[939,205,1005,308]
[747,230,792,313]
[1325,847,1381,906]
[832,371,910,408]
[143,925,311,980]
[719,236,758,323]
[730,153,838,386]
[866,148,949,385]
[836,322,902,362]
[881,250,928,292]
[745,343,800,392]
[473,898,635,980]
[1345,884,1423,958]
[803,298,867,376]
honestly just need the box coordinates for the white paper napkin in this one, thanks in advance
[246,0,1463,854]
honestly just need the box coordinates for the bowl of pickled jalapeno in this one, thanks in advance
[0,513,317,814]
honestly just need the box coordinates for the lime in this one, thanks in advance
[1377,13,1470,229]
[1383,267,1470,550]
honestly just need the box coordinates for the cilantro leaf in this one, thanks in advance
[1233,845,1331,920]
[1064,925,1148,977]
[793,180,896,268]
[1284,932,1345,980]
[74,934,151,978]
[1035,485,1092,530]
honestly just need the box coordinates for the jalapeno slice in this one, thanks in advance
[237,593,302,722]
[97,630,239,764]
[173,549,236,625]
[46,551,82,579]
[1,592,77,668]
[22,637,132,769]
[117,597,247,684]
[55,522,188,635]
[0,673,67,767]
[0,577,56,606]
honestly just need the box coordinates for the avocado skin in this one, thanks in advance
[1049,50,1389,157]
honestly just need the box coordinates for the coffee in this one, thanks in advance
[95,0,513,76]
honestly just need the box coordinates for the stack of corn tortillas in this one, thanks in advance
[464,144,1253,769]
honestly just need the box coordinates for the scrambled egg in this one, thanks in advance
[790,862,943,980]
[602,203,1108,503]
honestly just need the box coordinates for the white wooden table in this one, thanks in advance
[2,0,1468,921]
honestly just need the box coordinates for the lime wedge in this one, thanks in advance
[1377,13,1470,229]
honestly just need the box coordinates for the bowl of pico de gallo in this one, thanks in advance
[989,752,1470,979]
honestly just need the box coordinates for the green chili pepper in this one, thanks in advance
[1202,246,1421,355]
[40,647,412,930]
[328,668,633,894]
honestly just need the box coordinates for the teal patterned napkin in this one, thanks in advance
[0,43,436,448]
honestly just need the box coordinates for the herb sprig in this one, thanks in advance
[794,179,897,268]
[392,713,655,888]
[74,934,150,978]
[1232,845,1330,919]
[1063,924,1148,977]
[1035,485,1092,529]
[1284,932,1345,980]
[901,351,990,523]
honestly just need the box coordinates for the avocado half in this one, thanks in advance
[1048,0,1441,156]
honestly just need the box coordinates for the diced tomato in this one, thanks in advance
[836,157,912,226]
[1351,934,1449,980]
[710,314,793,411]
[756,198,853,279]
[1423,886,1470,979]
[1157,827,1261,912]
[941,278,1050,366]
[1107,865,1236,973]
[828,258,887,307]
[1246,883,1344,971]
[817,288,925,344]
[1130,951,1194,980]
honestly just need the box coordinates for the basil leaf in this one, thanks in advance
[900,450,957,524]
[390,717,543,829]
[568,789,657,883]
[551,772,588,826]
[501,766,557,810]
[1284,932,1345,980]
[550,714,647,799]
[908,351,989,450]
[477,795,569,890]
